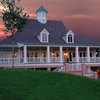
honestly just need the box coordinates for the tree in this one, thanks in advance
[1,0,29,68]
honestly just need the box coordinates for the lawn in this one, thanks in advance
[0,69,100,100]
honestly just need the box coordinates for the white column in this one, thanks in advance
[75,47,79,63]
[24,45,27,63]
[47,46,50,63]
[18,48,20,58]
[87,47,90,62]
[93,49,96,57]
[60,46,63,63]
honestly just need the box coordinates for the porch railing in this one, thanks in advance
[90,57,100,63]
[27,57,60,63]
[72,57,100,63]
[0,57,23,67]
[27,57,48,63]
[67,63,82,71]
[0,57,61,67]
[1,57,100,67]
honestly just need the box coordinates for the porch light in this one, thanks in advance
[51,53,55,56]
[71,52,73,55]
[13,53,17,57]
[64,52,68,56]
[96,52,98,55]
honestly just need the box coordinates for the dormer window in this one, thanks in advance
[66,30,74,43]
[37,29,49,43]
[42,33,48,42]
[68,34,73,43]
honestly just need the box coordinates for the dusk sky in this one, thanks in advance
[0,0,100,40]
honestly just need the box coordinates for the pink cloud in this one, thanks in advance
[0,0,100,40]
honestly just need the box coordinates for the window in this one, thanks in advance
[68,35,73,43]
[80,52,82,57]
[73,52,75,57]
[35,52,38,57]
[79,52,86,57]
[83,52,86,57]
[90,52,93,57]
[39,29,49,43]
[66,34,74,43]
[56,52,59,57]
[66,30,74,43]
[42,33,48,42]
[43,52,46,57]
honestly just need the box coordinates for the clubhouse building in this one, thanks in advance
[0,6,100,79]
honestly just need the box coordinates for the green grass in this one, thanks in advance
[0,69,100,100]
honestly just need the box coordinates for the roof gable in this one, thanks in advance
[66,30,74,36]
[40,28,49,35]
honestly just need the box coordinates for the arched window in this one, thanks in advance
[68,34,73,43]
[42,33,48,42]
[39,29,49,43]
[65,30,74,43]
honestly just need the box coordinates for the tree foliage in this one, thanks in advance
[1,0,29,35]
[1,0,29,68]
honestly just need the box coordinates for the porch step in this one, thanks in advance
[53,66,64,72]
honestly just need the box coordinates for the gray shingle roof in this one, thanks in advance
[36,6,48,13]
[0,19,100,46]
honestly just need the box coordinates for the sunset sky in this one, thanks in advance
[0,0,100,40]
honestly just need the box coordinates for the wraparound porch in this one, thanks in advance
[0,45,100,64]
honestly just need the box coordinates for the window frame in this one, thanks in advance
[40,29,49,43]
[41,32,48,43]
[66,30,74,43]
[68,34,73,43]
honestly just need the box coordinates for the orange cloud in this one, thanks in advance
[65,14,94,19]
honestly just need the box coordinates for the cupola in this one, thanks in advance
[36,6,48,24]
